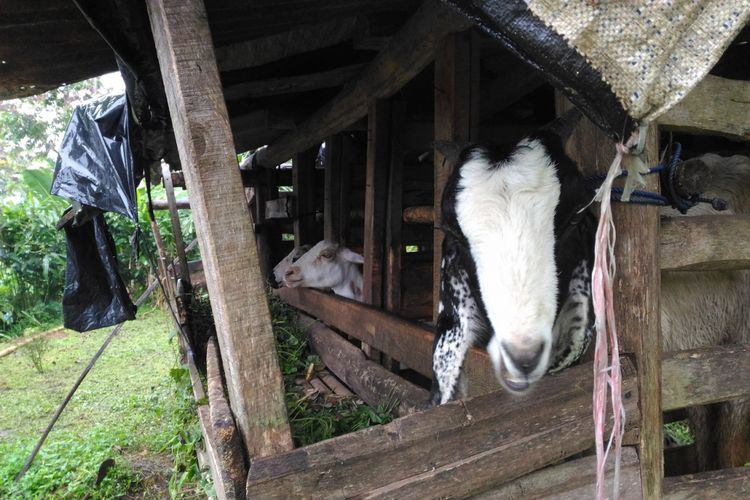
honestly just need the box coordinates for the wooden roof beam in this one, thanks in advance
[215,18,358,72]
[252,0,472,168]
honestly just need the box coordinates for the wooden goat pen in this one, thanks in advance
[141,0,750,498]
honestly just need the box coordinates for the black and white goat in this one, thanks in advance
[432,131,595,404]
[432,129,750,470]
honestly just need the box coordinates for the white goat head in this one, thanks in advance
[432,131,595,404]
[272,244,312,288]
[281,240,364,301]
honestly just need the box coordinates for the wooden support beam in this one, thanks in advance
[298,314,429,415]
[264,196,295,220]
[293,147,318,246]
[433,30,480,322]
[663,467,750,499]
[658,75,750,142]
[323,134,345,243]
[245,356,639,498]
[206,338,247,499]
[277,287,500,395]
[151,199,190,210]
[146,0,293,458]
[385,102,406,315]
[557,93,663,499]
[473,447,642,500]
[661,215,750,271]
[402,205,433,224]
[223,64,365,101]
[215,18,359,72]
[253,0,471,168]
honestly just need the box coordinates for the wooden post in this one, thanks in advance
[556,94,663,499]
[147,0,293,457]
[363,99,392,359]
[293,146,318,246]
[323,134,344,242]
[433,30,480,322]
[385,102,406,315]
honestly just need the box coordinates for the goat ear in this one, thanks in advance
[339,248,364,264]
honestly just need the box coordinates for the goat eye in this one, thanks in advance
[321,250,334,259]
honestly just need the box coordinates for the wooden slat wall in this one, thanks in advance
[146,0,293,458]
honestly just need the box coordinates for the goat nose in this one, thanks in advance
[285,266,297,277]
[502,341,546,377]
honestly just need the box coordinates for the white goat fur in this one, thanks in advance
[281,240,364,301]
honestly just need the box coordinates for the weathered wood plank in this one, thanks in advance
[215,18,359,72]
[557,94,663,499]
[206,338,247,500]
[663,467,750,499]
[662,344,750,411]
[470,447,642,500]
[658,75,750,142]
[293,147,318,246]
[276,287,500,395]
[146,0,293,457]
[246,358,639,499]
[661,215,750,271]
[385,102,406,315]
[298,315,429,415]
[223,64,365,101]
[253,0,471,167]
[433,30,480,322]
[402,205,433,224]
[323,134,344,242]
[265,196,294,220]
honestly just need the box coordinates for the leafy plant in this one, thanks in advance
[23,337,50,374]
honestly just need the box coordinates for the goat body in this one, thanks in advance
[433,135,750,470]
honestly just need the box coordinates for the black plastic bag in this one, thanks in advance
[51,94,139,221]
[52,94,140,332]
[61,213,136,332]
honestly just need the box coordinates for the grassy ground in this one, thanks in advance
[0,306,209,499]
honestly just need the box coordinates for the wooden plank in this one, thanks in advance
[661,215,750,271]
[146,0,293,457]
[253,0,471,167]
[223,64,365,101]
[206,339,247,500]
[277,287,500,395]
[385,102,406,315]
[293,147,318,246]
[662,344,750,411]
[323,134,344,242]
[363,99,391,309]
[151,199,191,210]
[658,75,750,142]
[433,30,480,322]
[245,358,639,499]
[215,18,358,72]
[299,315,429,415]
[265,196,294,220]
[557,94,663,499]
[402,205,433,224]
[470,447,642,500]
[663,467,750,499]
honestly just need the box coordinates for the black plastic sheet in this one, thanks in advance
[52,94,139,332]
[61,213,136,332]
[51,94,139,221]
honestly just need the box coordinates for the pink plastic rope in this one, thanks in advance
[591,134,639,500]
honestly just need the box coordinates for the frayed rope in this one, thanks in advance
[590,132,642,500]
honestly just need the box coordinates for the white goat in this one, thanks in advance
[278,240,364,301]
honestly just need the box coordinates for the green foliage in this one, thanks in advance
[23,337,50,374]
[664,420,694,446]
[269,294,396,447]
[0,309,209,498]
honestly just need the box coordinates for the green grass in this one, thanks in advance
[0,306,210,498]
[269,294,396,447]
[664,420,694,447]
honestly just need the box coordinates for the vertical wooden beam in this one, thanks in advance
[614,126,663,499]
[363,99,392,359]
[433,30,480,322]
[147,0,293,458]
[556,94,663,499]
[385,102,406,315]
[293,147,318,246]
[324,134,343,242]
